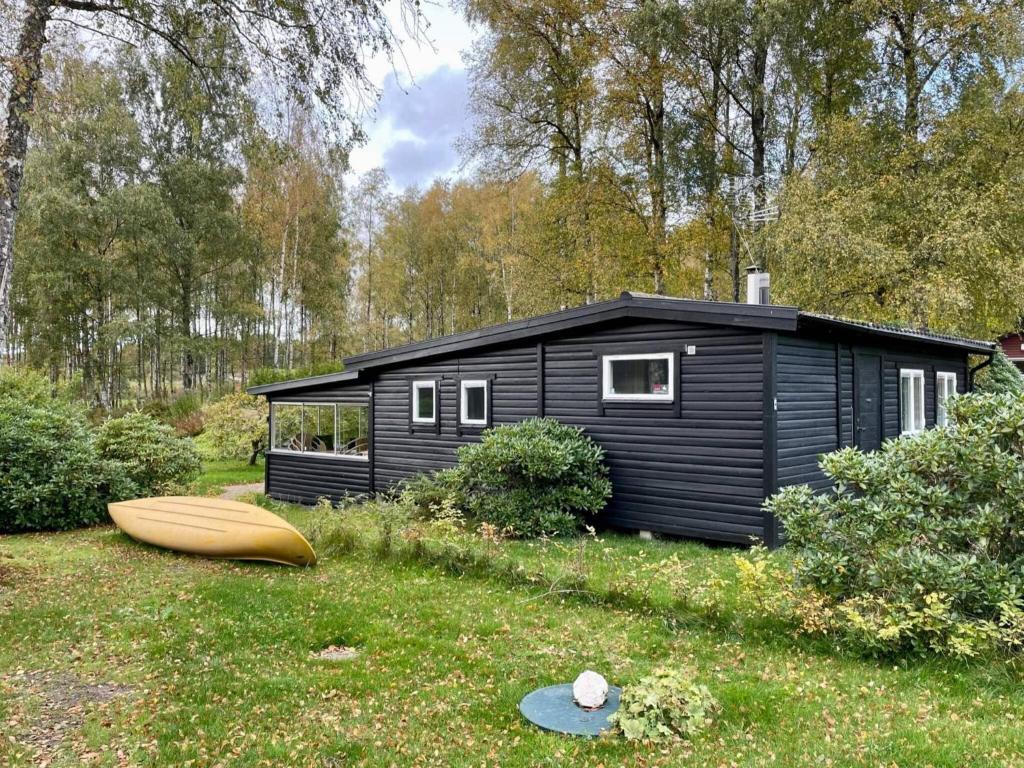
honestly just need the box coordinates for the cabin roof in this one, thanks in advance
[247,292,993,395]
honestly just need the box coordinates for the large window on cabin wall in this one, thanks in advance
[270,402,369,458]
[602,353,674,402]
[936,372,957,427]
[899,369,926,435]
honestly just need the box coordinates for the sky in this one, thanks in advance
[347,2,477,192]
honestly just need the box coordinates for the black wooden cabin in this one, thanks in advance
[249,292,993,547]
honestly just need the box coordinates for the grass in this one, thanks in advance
[2,499,1024,766]
[192,458,265,496]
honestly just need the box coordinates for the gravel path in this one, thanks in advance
[219,482,264,500]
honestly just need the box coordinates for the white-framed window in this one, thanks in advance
[899,369,926,435]
[270,402,368,459]
[601,352,674,402]
[936,372,957,427]
[460,379,489,425]
[412,380,437,423]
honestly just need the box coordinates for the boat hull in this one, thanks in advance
[108,496,316,567]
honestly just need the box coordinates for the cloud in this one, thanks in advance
[373,65,469,188]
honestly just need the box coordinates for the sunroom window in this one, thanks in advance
[270,402,368,458]
[460,380,488,425]
[602,353,673,401]
[412,381,437,423]
[899,369,925,435]
[271,403,303,451]
[936,372,957,427]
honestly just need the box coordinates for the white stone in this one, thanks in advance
[572,670,608,709]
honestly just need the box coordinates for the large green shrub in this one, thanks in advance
[95,411,201,497]
[0,399,130,533]
[453,418,611,537]
[195,392,268,463]
[768,391,1024,656]
[974,349,1024,395]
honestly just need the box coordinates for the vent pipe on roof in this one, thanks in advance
[746,266,770,305]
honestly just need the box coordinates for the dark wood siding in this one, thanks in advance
[265,382,371,503]
[776,335,837,492]
[266,451,370,503]
[372,344,540,489]
[775,334,971,496]
[880,349,968,438]
[542,321,766,543]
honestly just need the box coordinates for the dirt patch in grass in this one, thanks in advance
[312,645,360,661]
[2,670,131,760]
[0,562,16,586]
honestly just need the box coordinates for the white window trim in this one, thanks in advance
[899,369,926,435]
[601,352,675,402]
[412,380,437,423]
[460,379,489,425]
[269,401,369,461]
[936,371,957,427]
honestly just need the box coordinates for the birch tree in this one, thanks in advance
[1,0,419,359]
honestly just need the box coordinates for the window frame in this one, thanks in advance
[899,368,926,435]
[936,371,957,427]
[411,380,438,424]
[269,401,369,461]
[459,379,489,426]
[601,352,675,403]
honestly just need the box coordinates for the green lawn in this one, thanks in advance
[2,502,1024,766]
[192,458,265,496]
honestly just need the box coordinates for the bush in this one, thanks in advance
[95,411,201,497]
[449,418,611,537]
[397,469,466,520]
[249,362,343,388]
[142,392,205,436]
[975,349,1024,395]
[768,391,1024,657]
[0,399,130,533]
[610,667,718,743]
[195,392,268,463]
[0,366,52,406]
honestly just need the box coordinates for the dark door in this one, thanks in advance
[854,354,882,451]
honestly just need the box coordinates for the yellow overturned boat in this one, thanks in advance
[108,496,316,567]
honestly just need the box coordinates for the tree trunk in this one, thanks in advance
[750,31,769,220]
[0,0,51,360]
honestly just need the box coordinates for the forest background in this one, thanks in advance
[3,0,1022,407]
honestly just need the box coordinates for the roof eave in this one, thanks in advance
[798,315,995,354]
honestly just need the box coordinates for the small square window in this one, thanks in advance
[602,353,674,401]
[460,380,488,425]
[900,369,925,435]
[936,372,957,427]
[412,381,436,423]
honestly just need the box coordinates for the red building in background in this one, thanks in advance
[998,333,1024,372]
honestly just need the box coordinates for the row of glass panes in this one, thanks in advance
[271,402,369,457]
[900,369,957,435]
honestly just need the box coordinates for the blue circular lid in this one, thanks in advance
[519,683,621,737]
